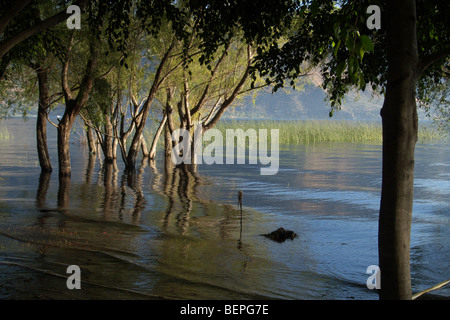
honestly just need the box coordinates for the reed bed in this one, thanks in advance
[142,119,445,148]
[0,125,11,141]
[214,120,445,144]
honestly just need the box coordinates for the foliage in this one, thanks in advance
[192,0,449,123]
[417,62,450,134]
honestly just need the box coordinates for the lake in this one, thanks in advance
[0,118,449,299]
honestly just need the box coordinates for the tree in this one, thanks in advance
[33,62,53,172]
[152,27,278,171]
[28,30,64,173]
[0,26,62,172]
[301,0,449,300]
[57,29,99,177]
[125,37,175,170]
[116,17,181,169]
[377,0,449,300]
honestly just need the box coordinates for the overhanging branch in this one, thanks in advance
[419,47,450,75]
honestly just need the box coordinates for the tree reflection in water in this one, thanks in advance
[28,153,255,299]
[34,153,246,248]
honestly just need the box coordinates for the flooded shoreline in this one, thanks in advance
[0,118,449,299]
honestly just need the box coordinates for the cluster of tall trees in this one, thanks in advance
[1,0,449,300]
[0,0,274,177]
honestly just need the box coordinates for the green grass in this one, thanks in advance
[214,120,445,144]
[142,119,446,148]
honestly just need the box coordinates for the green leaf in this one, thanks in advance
[355,41,364,61]
[336,61,346,79]
[360,35,374,52]
[333,40,341,57]
[345,34,354,51]
[348,56,355,76]
[333,23,340,39]
[358,72,366,90]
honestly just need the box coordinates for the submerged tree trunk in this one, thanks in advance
[163,88,176,170]
[103,111,116,163]
[36,67,52,172]
[378,0,419,300]
[57,112,75,177]
[149,114,167,160]
[84,119,98,154]
[140,134,149,158]
[36,170,51,210]
[164,122,174,173]
[57,175,71,211]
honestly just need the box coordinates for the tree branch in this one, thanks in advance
[191,41,231,116]
[202,97,222,125]
[0,0,32,35]
[418,47,450,75]
[203,45,253,131]
[0,0,87,60]
[68,37,98,118]
[61,32,75,103]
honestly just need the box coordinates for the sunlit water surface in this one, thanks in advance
[0,118,448,299]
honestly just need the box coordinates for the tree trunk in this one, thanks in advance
[378,0,419,300]
[58,37,98,177]
[140,134,149,158]
[84,119,98,154]
[104,112,116,163]
[57,175,71,211]
[149,114,167,159]
[117,111,133,168]
[36,170,51,210]
[57,114,74,177]
[36,67,52,172]
[164,122,174,172]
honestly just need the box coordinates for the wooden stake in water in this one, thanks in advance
[238,190,243,214]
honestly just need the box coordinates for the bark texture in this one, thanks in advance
[378,0,419,300]
[36,66,52,172]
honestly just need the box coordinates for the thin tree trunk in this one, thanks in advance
[140,134,149,158]
[36,67,52,172]
[104,111,115,163]
[164,122,173,172]
[84,119,98,154]
[378,0,419,300]
[117,111,133,167]
[163,88,176,170]
[149,114,167,160]
[57,115,74,177]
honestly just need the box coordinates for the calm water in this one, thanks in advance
[0,118,448,299]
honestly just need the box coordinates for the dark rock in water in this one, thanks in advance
[263,227,298,242]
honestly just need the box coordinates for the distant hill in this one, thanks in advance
[20,80,428,123]
[225,82,429,121]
